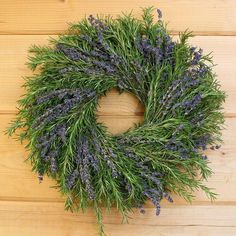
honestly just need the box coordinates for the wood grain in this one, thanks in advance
[0,35,235,116]
[0,0,236,35]
[0,201,235,236]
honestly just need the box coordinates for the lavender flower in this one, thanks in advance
[66,169,80,190]
[163,35,175,64]
[164,138,192,159]
[82,139,100,172]
[163,192,174,203]
[33,89,96,129]
[171,92,202,116]
[56,44,88,61]
[50,157,57,173]
[76,139,96,200]
[104,154,118,178]
[143,188,162,215]
[136,35,164,65]
[191,48,203,65]
[92,59,116,74]
[126,150,163,186]
[194,134,211,150]
[36,123,68,176]
[157,9,162,20]
[88,15,107,30]
[38,174,43,183]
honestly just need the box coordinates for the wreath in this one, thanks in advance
[7,7,225,235]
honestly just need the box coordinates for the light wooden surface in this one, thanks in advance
[0,1,235,235]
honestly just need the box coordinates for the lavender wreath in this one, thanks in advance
[7,7,225,235]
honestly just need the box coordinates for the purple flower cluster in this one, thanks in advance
[163,35,175,64]
[103,154,119,178]
[143,188,162,215]
[124,149,171,215]
[191,48,203,65]
[172,93,202,115]
[90,132,120,178]
[36,123,67,173]
[160,75,201,115]
[186,64,209,79]
[57,28,121,76]
[165,138,191,159]
[73,138,96,200]
[126,150,163,187]
[33,89,96,128]
[50,157,57,173]
[88,15,108,30]
[36,88,83,105]
[66,169,80,190]
[163,124,197,159]
[194,134,211,150]
[83,140,100,172]
[136,33,175,66]
[99,147,118,178]
[163,192,174,203]
[136,35,164,65]
[92,59,116,74]
[56,43,88,61]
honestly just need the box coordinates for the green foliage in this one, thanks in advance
[6,7,225,236]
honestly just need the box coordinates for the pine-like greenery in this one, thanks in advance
[7,7,225,235]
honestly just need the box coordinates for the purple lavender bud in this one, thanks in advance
[163,192,173,203]
[38,174,43,183]
[156,204,161,216]
[191,48,203,65]
[50,157,57,173]
[104,155,118,178]
[66,169,80,189]
[56,44,88,61]
[157,9,162,19]
[88,15,107,30]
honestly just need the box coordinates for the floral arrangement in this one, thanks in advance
[7,8,225,235]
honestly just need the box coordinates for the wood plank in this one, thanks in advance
[2,226,235,236]
[1,114,236,203]
[0,201,235,234]
[0,1,236,35]
[105,226,236,236]
[0,35,235,116]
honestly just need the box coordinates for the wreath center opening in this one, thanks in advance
[96,88,144,135]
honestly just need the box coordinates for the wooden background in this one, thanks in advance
[0,1,236,235]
